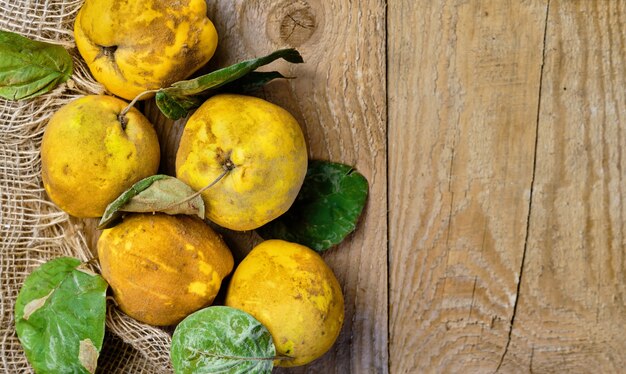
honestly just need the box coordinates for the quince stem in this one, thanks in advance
[160,160,235,213]
[118,89,160,128]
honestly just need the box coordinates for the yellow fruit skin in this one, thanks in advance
[41,95,159,218]
[74,0,218,100]
[225,240,344,367]
[98,214,234,326]
[176,94,308,231]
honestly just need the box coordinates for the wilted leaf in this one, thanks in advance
[121,177,205,215]
[258,160,369,252]
[14,257,108,374]
[98,175,205,229]
[171,306,278,374]
[0,30,73,100]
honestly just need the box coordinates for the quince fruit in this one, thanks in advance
[74,0,218,100]
[175,94,308,231]
[41,95,160,218]
[225,240,344,366]
[98,213,234,326]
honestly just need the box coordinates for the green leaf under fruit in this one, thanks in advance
[171,306,279,374]
[258,160,369,252]
[14,257,107,374]
[155,48,303,120]
[98,175,205,229]
[0,30,73,100]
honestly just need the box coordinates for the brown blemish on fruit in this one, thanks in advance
[139,257,160,271]
[117,113,127,130]
[215,148,235,171]
[96,45,118,61]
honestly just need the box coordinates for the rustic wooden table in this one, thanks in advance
[84,1,624,372]
[387,1,625,372]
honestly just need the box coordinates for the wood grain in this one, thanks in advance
[388,0,548,372]
[389,0,626,372]
[499,1,626,371]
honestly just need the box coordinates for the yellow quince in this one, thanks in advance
[74,0,218,100]
[41,95,160,218]
[176,94,308,231]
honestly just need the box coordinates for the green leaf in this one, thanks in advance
[220,71,291,94]
[166,48,303,96]
[98,175,205,229]
[0,30,73,100]
[14,257,108,374]
[155,91,203,120]
[98,174,168,228]
[171,306,278,374]
[154,49,303,119]
[155,71,290,120]
[258,160,369,252]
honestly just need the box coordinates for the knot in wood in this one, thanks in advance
[271,1,317,47]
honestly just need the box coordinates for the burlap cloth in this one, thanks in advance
[1,1,177,372]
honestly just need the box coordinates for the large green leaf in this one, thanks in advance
[0,30,73,100]
[171,306,277,374]
[258,160,369,252]
[14,257,108,374]
[98,175,205,229]
[155,49,303,120]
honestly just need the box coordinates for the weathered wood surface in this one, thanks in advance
[388,0,626,372]
[505,1,626,372]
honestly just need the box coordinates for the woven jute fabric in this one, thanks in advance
[0,1,173,372]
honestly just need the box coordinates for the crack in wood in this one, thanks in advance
[468,276,478,319]
[495,0,551,372]
[529,345,535,374]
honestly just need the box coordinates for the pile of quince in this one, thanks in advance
[7,0,368,373]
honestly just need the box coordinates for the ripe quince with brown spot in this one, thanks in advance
[74,0,218,100]
[98,213,234,326]
[41,95,160,218]
[175,94,308,231]
[225,240,344,366]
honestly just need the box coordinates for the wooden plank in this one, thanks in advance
[388,1,548,371]
[147,1,388,372]
[499,1,626,371]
